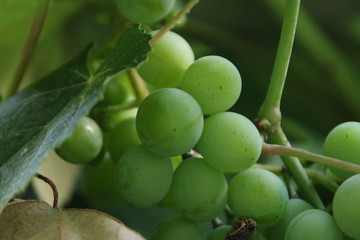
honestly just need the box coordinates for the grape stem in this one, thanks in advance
[36,173,58,208]
[127,68,150,102]
[264,0,360,118]
[257,0,300,124]
[282,167,299,198]
[151,0,200,46]
[262,142,360,174]
[253,164,339,194]
[256,0,325,209]
[5,0,50,100]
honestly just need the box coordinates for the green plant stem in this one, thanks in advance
[264,0,360,118]
[253,163,339,194]
[151,0,200,45]
[271,128,325,209]
[256,0,324,209]
[282,167,299,198]
[5,0,50,100]
[127,68,149,102]
[305,168,339,193]
[262,141,360,174]
[258,0,300,125]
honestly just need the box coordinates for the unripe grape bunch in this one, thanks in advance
[50,0,360,239]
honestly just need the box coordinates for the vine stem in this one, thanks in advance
[262,142,360,174]
[5,0,50,100]
[269,128,325,209]
[256,0,325,209]
[258,0,300,124]
[264,0,360,118]
[127,68,150,101]
[36,173,58,208]
[150,0,200,46]
[253,164,339,194]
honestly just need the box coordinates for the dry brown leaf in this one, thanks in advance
[0,200,145,240]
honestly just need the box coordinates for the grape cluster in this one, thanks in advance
[53,1,360,239]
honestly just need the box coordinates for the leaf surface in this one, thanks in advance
[0,200,145,240]
[0,25,151,213]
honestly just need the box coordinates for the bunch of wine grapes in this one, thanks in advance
[51,1,360,239]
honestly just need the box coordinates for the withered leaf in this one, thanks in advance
[0,200,145,240]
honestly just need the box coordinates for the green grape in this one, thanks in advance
[265,198,313,240]
[136,88,204,156]
[138,31,194,88]
[285,209,343,240]
[108,116,141,162]
[116,0,176,24]
[114,145,173,208]
[333,174,360,239]
[82,155,127,209]
[99,107,138,131]
[196,112,262,173]
[180,55,242,114]
[323,121,360,179]
[207,225,231,240]
[151,216,206,240]
[228,168,288,226]
[103,71,134,106]
[55,116,103,164]
[171,157,228,222]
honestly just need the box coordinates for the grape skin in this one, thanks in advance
[196,112,262,173]
[136,88,204,157]
[207,225,231,240]
[114,145,173,208]
[264,198,313,240]
[83,155,127,209]
[323,121,360,179]
[116,0,176,24]
[285,209,343,240]
[151,216,206,240]
[108,116,141,162]
[171,157,228,222]
[55,116,102,164]
[333,174,360,239]
[228,168,289,226]
[138,31,194,88]
[181,55,242,114]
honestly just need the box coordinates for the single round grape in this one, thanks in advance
[136,88,204,156]
[114,145,173,208]
[265,198,313,240]
[181,55,242,114]
[323,121,360,179]
[228,168,288,226]
[55,116,103,164]
[171,157,228,222]
[285,209,343,240]
[333,174,360,239]
[116,0,176,24]
[207,225,231,240]
[138,31,194,88]
[82,155,127,209]
[196,112,262,173]
[99,107,138,131]
[151,216,206,240]
[108,116,141,162]
[103,71,134,106]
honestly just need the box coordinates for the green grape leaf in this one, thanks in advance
[0,25,151,214]
[0,200,145,240]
